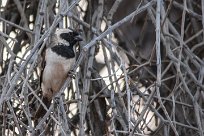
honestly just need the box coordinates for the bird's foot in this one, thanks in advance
[68,70,76,79]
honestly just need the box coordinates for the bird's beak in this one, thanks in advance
[74,35,83,41]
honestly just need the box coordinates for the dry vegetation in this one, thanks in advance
[0,0,204,135]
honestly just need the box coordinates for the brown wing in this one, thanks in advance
[34,46,48,122]
[39,46,46,86]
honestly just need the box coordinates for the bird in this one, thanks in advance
[34,28,82,119]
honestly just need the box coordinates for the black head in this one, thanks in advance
[56,29,82,46]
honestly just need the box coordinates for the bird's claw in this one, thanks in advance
[68,70,76,79]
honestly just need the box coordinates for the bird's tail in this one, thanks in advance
[34,96,51,120]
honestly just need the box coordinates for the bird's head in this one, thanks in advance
[55,29,82,46]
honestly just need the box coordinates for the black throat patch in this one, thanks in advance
[51,44,75,59]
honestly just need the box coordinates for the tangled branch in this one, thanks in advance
[0,0,204,136]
